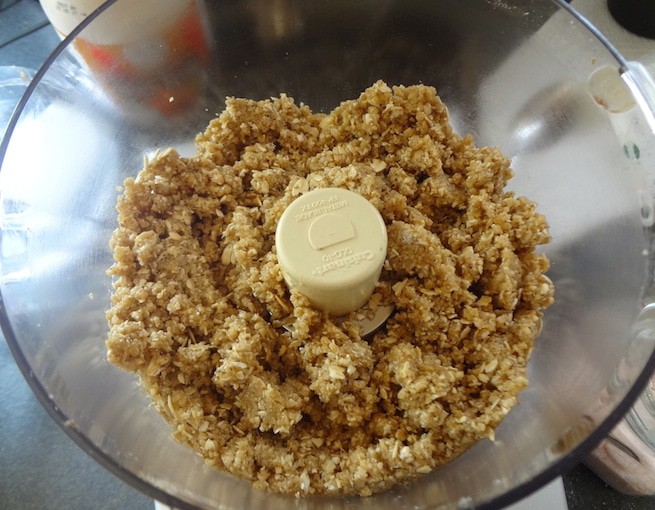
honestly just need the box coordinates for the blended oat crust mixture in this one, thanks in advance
[106,81,554,496]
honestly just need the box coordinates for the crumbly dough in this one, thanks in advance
[106,81,554,497]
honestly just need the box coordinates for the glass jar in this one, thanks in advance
[38,0,211,122]
[585,377,655,496]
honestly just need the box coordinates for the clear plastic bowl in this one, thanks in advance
[0,66,34,134]
[2,0,655,508]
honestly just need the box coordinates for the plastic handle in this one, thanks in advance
[622,61,655,137]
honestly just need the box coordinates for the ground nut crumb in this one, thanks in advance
[106,81,554,496]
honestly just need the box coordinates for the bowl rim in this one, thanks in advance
[1,0,655,508]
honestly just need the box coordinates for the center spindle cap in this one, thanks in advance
[275,187,387,316]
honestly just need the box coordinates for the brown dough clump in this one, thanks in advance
[106,81,554,496]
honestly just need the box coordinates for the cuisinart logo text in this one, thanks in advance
[294,196,347,222]
[312,250,373,276]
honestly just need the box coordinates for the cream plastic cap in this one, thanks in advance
[275,187,387,316]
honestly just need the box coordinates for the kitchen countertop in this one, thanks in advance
[1,1,654,509]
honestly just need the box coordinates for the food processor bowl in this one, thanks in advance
[2,0,655,508]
